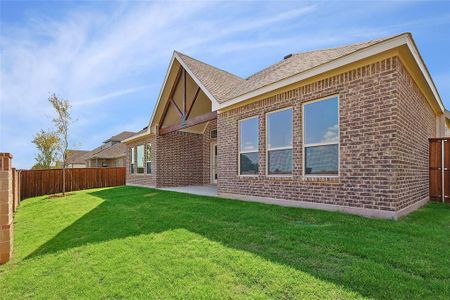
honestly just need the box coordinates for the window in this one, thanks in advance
[303,96,339,176]
[130,147,135,174]
[210,129,217,139]
[137,145,144,174]
[266,108,293,175]
[146,143,152,174]
[239,117,259,175]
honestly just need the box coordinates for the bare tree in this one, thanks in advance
[49,94,71,196]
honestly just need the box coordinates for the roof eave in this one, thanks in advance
[217,33,445,113]
[122,130,151,143]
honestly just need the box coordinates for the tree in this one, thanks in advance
[49,94,72,196]
[31,130,60,169]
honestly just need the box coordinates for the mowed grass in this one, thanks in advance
[0,186,449,299]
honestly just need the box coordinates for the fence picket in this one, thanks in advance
[18,167,126,200]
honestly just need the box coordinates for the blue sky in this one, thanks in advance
[1,1,449,168]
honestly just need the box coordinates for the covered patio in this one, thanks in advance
[150,52,221,188]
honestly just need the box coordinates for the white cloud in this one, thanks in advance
[322,124,339,143]
[73,85,149,107]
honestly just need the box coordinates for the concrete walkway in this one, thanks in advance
[159,185,218,197]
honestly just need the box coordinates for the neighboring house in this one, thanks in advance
[67,131,136,168]
[84,131,136,167]
[123,33,447,219]
[66,150,89,168]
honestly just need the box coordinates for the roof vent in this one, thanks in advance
[283,53,293,60]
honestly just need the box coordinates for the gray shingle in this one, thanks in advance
[175,35,399,104]
[175,51,244,103]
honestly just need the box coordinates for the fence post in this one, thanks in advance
[12,168,17,212]
[0,153,13,264]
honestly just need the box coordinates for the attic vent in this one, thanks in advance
[283,54,293,60]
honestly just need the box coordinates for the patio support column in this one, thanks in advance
[0,153,13,264]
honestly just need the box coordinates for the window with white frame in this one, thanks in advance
[303,96,339,176]
[239,116,259,175]
[146,143,152,174]
[137,145,144,174]
[130,147,135,174]
[266,108,293,175]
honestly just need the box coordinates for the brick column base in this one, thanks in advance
[0,153,13,264]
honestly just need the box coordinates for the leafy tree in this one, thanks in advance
[49,94,72,195]
[31,130,60,169]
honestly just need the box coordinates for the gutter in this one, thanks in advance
[122,130,151,143]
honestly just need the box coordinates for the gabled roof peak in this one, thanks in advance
[174,51,244,104]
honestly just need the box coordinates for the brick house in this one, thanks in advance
[123,33,447,219]
[67,131,136,168]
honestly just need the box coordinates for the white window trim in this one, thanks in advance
[146,143,152,175]
[238,115,259,177]
[136,144,145,174]
[266,107,293,177]
[130,147,135,174]
[302,95,340,178]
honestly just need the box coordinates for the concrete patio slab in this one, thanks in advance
[158,185,218,197]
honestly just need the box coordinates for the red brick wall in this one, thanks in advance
[0,153,13,264]
[155,130,204,187]
[126,135,156,187]
[125,121,217,188]
[393,61,436,210]
[217,56,436,212]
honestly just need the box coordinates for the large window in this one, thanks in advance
[303,96,339,176]
[137,145,144,174]
[130,147,135,174]
[146,143,152,174]
[266,108,293,175]
[239,116,259,175]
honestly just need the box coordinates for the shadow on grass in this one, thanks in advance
[27,186,450,299]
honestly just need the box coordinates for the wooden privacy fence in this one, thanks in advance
[429,138,449,203]
[19,167,126,200]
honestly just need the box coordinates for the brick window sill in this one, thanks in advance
[301,176,341,183]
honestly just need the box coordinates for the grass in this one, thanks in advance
[0,186,449,299]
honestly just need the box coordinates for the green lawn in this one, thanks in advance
[0,186,449,299]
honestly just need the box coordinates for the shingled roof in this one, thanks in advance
[66,150,89,165]
[88,143,128,160]
[127,33,445,143]
[103,131,136,143]
[175,51,244,103]
[83,131,136,160]
[175,34,398,104]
